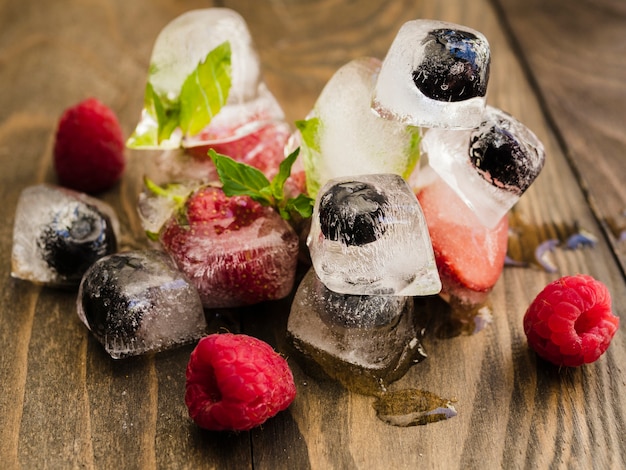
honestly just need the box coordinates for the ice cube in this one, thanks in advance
[296,57,421,197]
[287,268,426,394]
[372,20,490,129]
[160,193,300,308]
[77,250,207,359]
[416,167,509,307]
[11,184,119,287]
[129,8,287,150]
[307,174,441,296]
[424,106,545,228]
[149,8,261,106]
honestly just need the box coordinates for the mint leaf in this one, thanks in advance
[180,41,232,136]
[149,83,180,143]
[209,148,313,221]
[285,193,314,219]
[295,117,321,152]
[270,148,300,202]
[127,42,232,149]
[402,125,421,179]
[209,150,272,205]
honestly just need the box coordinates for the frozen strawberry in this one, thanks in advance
[185,333,296,431]
[417,173,508,306]
[159,186,300,308]
[53,98,126,194]
[144,151,312,308]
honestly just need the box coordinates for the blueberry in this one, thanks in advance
[79,253,148,340]
[469,118,541,195]
[314,275,405,328]
[37,202,117,282]
[318,181,388,246]
[412,28,489,102]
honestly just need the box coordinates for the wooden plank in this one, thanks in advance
[493,0,626,273]
[0,0,624,468]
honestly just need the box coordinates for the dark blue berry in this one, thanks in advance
[38,202,116,282]
[469,119,541,195]
[412,28,489,102]
[319,181,388,246]
[79,251,174,341]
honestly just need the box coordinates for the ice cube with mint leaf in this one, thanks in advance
[295,57,421,198]
[127,8,285,151]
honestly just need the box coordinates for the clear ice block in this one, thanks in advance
[296,57,421,197]
[128,8,286,150]
[11,184,119,287]
[287,268,426,394]
[307,174,441,296]
[424,105,545,228]
[149,8,261,110]
[372,20,490,129]
[77,250,207,359]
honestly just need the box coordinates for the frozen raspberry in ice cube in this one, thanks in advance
[159,186,300,308]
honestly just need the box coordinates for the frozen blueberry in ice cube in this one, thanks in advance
[77,250,207,359]
[312,272,406,328]
[308,174,441,296]
[372,20,490,129]
[11,184,119,287]
[469,113,543,195]
[38,202,116,280]
[423,106,545,228]
[412,28,489,102]
[318,181,388,246]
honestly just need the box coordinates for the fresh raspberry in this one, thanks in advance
[523,274,619,367]
[185,333,296,431]
[53,98,126,194]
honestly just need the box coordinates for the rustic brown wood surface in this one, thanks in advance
[1,0,625,469]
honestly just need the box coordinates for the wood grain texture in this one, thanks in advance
[0,0,625,468]
[494,0,626,273]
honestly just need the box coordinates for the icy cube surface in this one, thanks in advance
[287,268,425,394]
[307,174,441,296]
[129,8,286,150]
[149,8,261,105]
[372,19,490,129]
[11,184,118,287]
[297,57,421,197]
[77,250,207,359]
[424,105,545,228]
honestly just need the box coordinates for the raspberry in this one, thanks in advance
[53,98,126,194]
[185,333,296,431]
[523,274,619,367]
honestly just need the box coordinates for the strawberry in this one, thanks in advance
[151,150,312,308]
[54,98,126,194]
[160,186,299,308]
[417,174,508,305]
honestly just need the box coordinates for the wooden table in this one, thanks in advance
[2,0,625,468]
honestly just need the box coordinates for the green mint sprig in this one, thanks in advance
[127,41,232,148]
[209,148,314,221]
